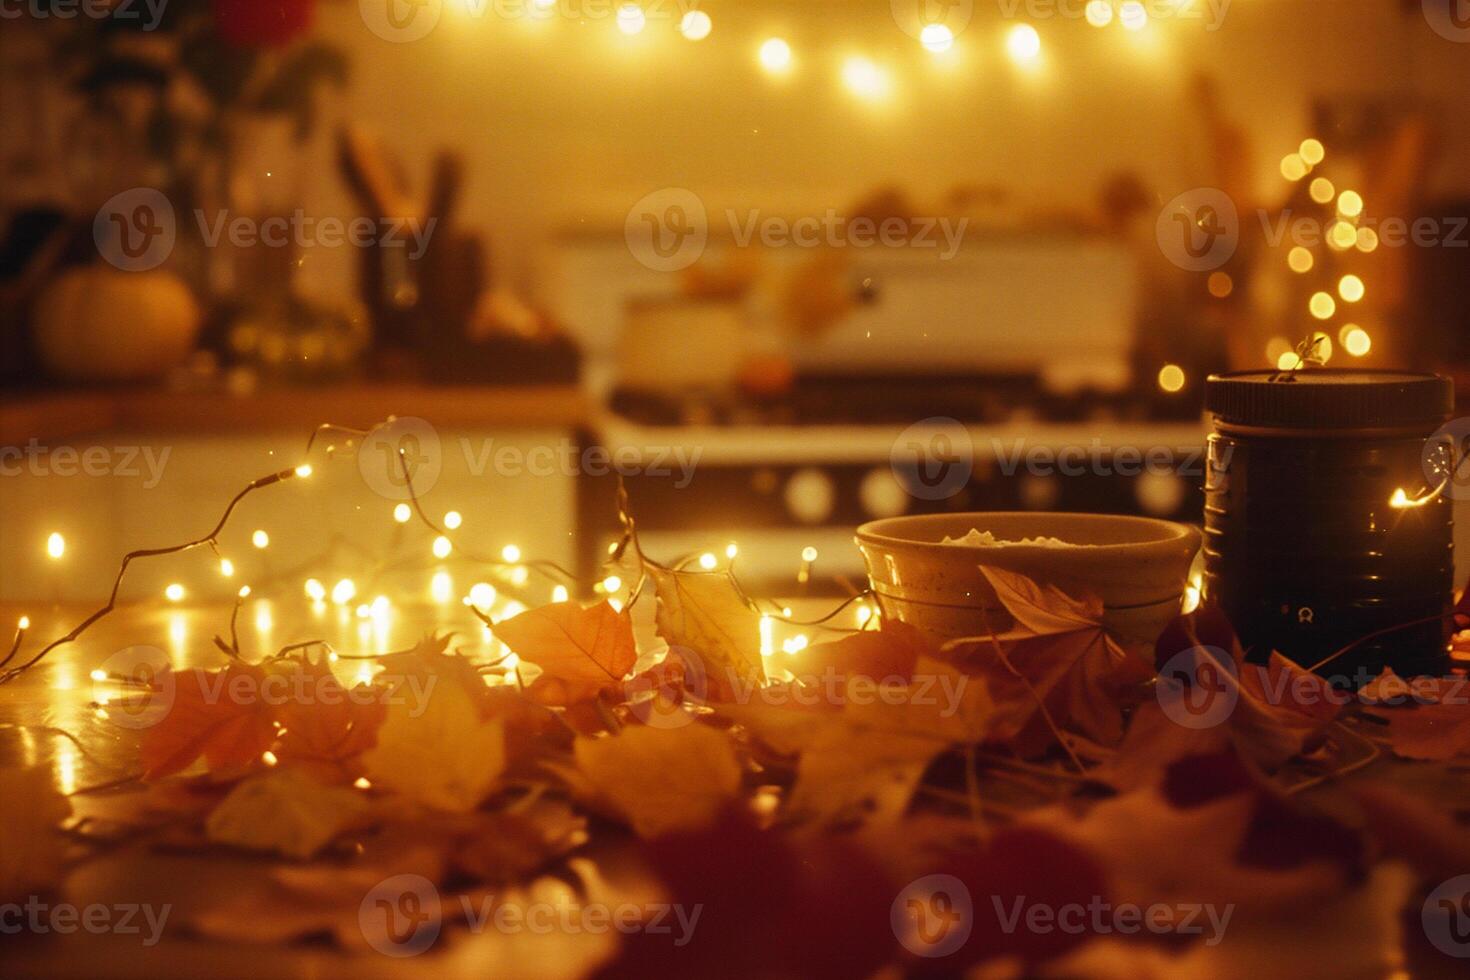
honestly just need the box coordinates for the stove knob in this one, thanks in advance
[1135,470,1187,517]
[860,467,908,518]
[785,468,835,524]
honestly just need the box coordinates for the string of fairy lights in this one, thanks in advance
[503,0,1168,100]
[4,422,874,691]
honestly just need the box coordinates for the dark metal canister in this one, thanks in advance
[1203,369,1455,679]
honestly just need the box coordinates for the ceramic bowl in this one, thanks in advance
[856,512,1201,646]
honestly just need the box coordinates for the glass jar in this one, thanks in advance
[1203,369,1455,680]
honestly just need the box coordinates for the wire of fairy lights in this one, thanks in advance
[1,419,875,683]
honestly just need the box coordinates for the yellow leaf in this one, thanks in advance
[787,723,938,829]
[205,766,368,859]
[493,600,638,705]
[573,725,741,837]
[649,566,764,700]
[363,670,506,812]
[0,767,71,900]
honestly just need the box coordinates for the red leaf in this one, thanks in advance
[140,665,277,780]
[273,659,387,774]
[494,601,637,706]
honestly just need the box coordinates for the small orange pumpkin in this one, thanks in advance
[32,265,201,382]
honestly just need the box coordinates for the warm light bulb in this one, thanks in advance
[331,579,357,605]
[1006,24,1042,64]
[1119,1,1147,31]
[1279,155,1308,181]
[1085,0,1113,27]
[305,578,326,602]
[46,532,65,560]
[443,510,463,530]
[615,3,645,35]
[1309,292,1337,320]
[432,535,452,559]
[431,571,453,604]
[1287,246,1314,273]
[251,529,270,549]
[552,585,569,603]
[1299,138,1326,166]
[165,583,185,602]
[294,464,313,479]
[237,585,251,599]
[1337,190,1364,218]
[1342,326,1372,357]
[801,546,819,563]
[758,37,792,74]
[841,56,891,100]
[1277,351,1302,371]
[698,552,718,570]
[679,9,711,41]
[1309,177,1335,204]
[502,544,522,563]
[725,542,739,559]
[1339,275,1365,303]
[1356,227,1380,253]
[602,575,623,593]
[469,582,497,608]
[219,558,235,578]
[393,503,412,524]
[17,616,30,631]
[920,23,954,53]
[1157,364,1186,394]
[1328,221,1358,250]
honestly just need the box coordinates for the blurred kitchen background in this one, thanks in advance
[2,0,1469,607]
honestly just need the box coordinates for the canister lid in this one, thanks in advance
[1206,369,1453,429]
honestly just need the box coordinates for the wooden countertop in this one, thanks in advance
[0,384,590,444]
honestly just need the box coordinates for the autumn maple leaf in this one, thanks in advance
[271,657,388,776]
[140,664,278,780]
[785,619,930,685]
[493,600,638,706]
[649,566,764,701]
[955,566,1151,756]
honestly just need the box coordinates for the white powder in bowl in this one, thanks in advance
[940,529,1093,548]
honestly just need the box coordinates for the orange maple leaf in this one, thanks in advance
[273,659,388,774]
[493,600,637,706]
[140,664,278,780]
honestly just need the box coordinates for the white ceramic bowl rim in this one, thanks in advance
[855,512,1197,553]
